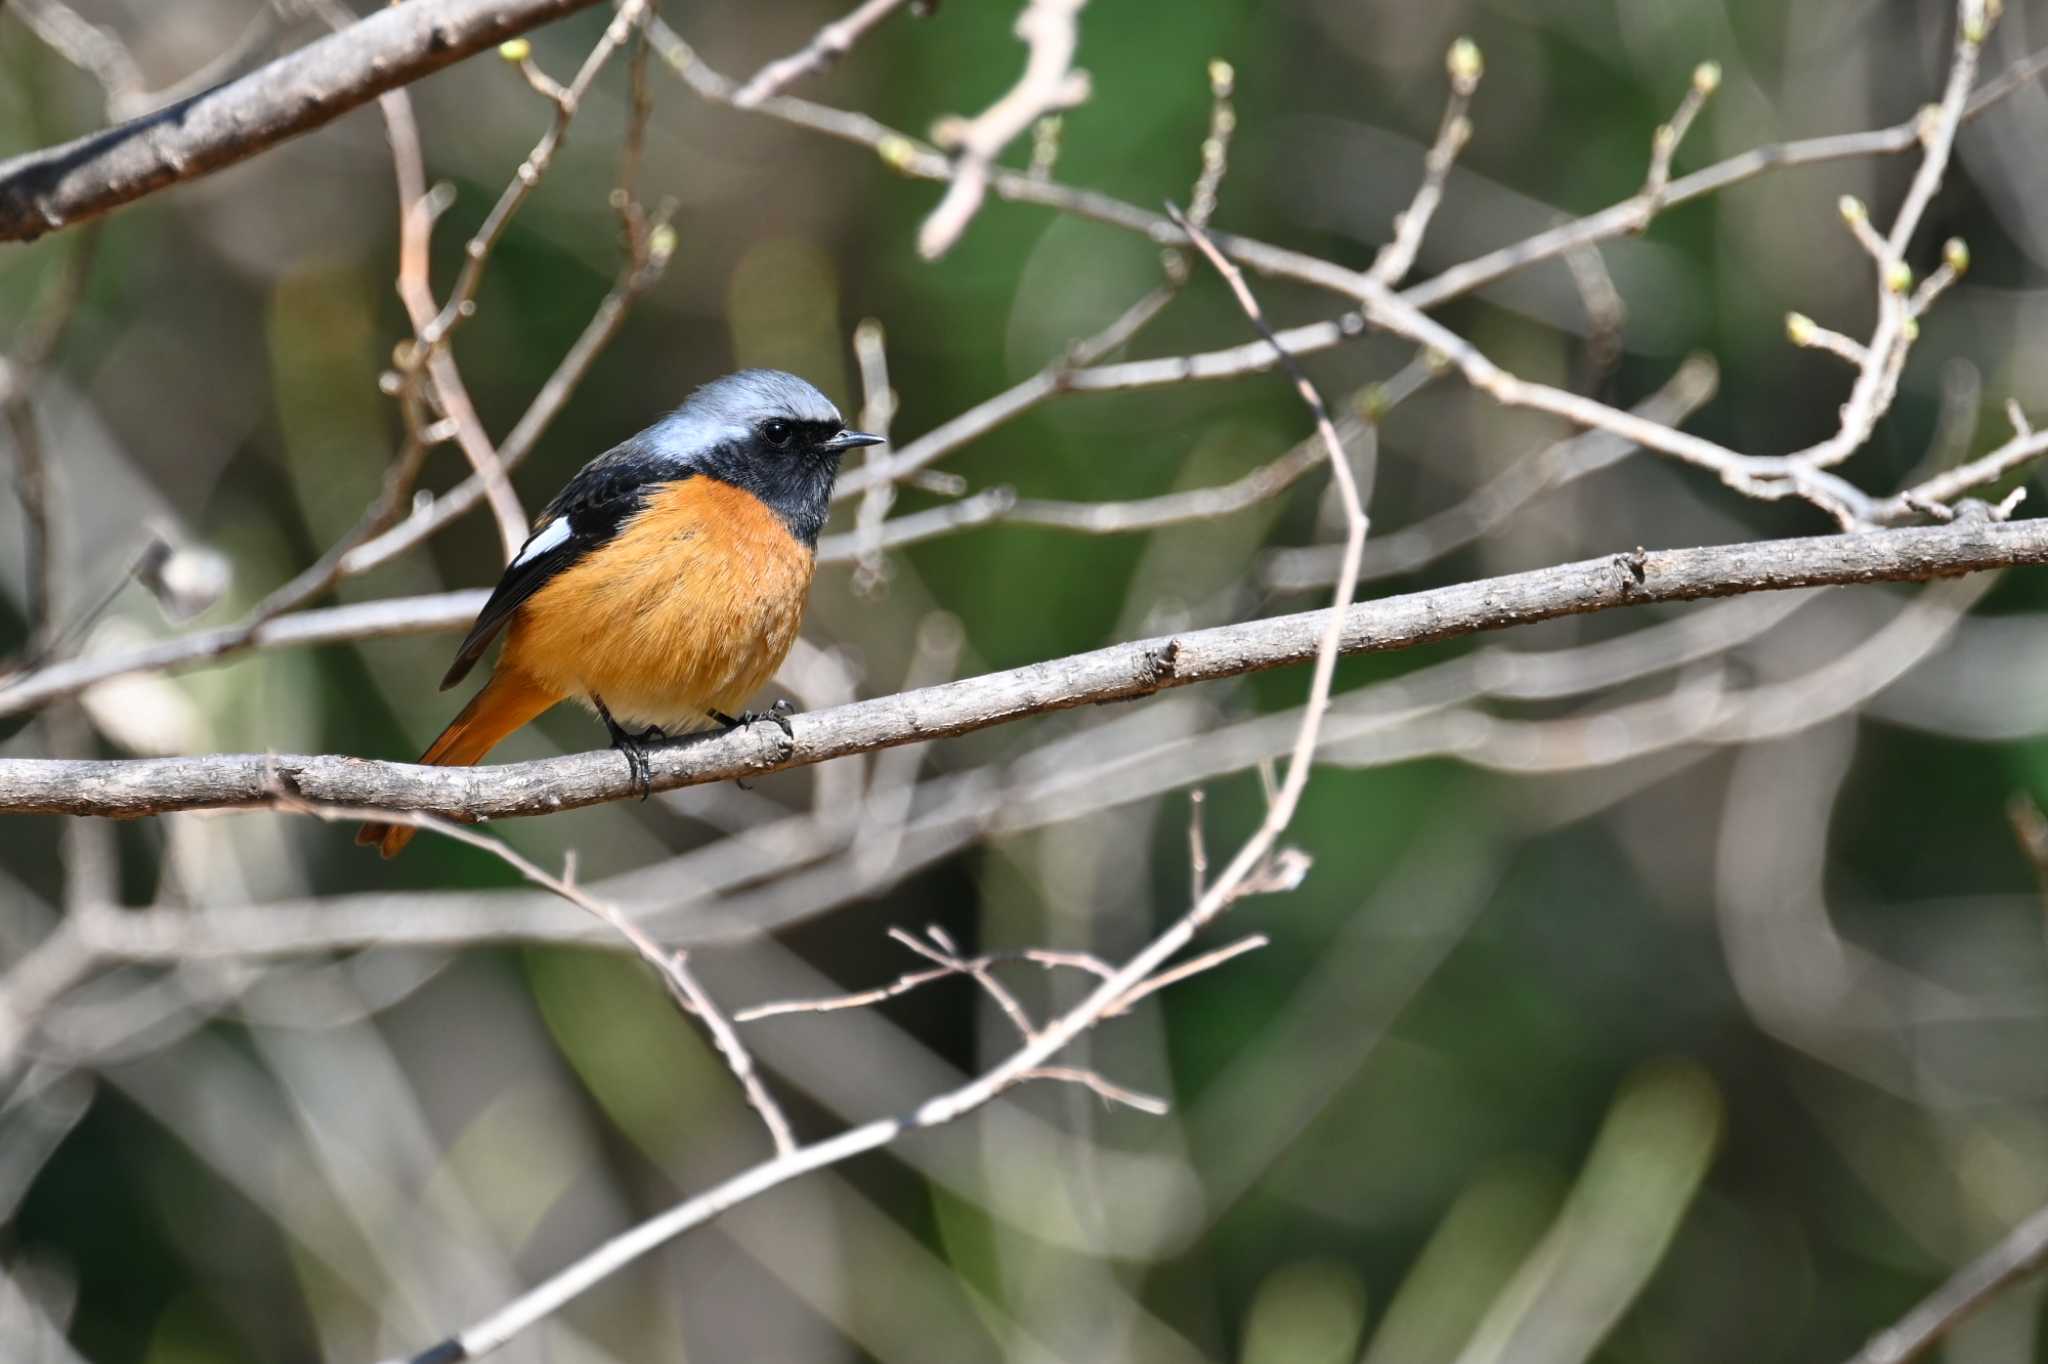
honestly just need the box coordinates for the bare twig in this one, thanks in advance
[848,319,901,593]
[1185,58,1236,229]
[281,796,799,1157]
[1774,1,1988,476]
[916,0,1090,258]
[667,950,799,1156]
[1638,61,1720,218]
[0,590,487,721]
[372,50,530,564]
[897,926,1041,1043]
[0,158,101,657]
[1263,356,1718,590]
[8,0,145,115]
[733,0,917,106]
[338,204,679,578]
[423,1,650,349]
[381,0,652,560]
[1843,1200,2048,1364]
[11,0,286,121]
[1369,36,1480,287]
[733,929,1262,1026]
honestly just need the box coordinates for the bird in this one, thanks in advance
[357,369,883,857]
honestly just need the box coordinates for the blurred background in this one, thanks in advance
[8,0,2048,1360]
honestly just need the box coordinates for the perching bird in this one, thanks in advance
[357,370,882,857]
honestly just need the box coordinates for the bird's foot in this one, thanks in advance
[711,698,796,739]
[592,694,656,801]
[711,701,795,789]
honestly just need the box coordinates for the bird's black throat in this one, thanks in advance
[693,432,844,548]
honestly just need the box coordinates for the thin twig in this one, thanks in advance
[1263,356,1718,590]
[733,0,916,106]
[1843,1200,2048,1364]
[897,926,1040,1043]
[280,795,799,1156]
[667,950,799,1156]
[916,0,1090,258]
[1638,61,1720,218]
[422,0,650,348]
[848,319,900,593]
[0,216,101,659]
[1369,36,1479,287]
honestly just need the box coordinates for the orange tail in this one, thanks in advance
[356,667,560,858]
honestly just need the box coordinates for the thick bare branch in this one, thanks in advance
[4,520,2047,821]
[0,0,610,241]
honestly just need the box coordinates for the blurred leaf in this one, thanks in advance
[1362,1161,1566,1364]
[1239,1258,1367,1364]
[1452,1059,1724,1364]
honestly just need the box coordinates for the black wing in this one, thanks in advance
[439,437,685,691]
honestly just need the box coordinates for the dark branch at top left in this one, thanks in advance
[0,0,608,241]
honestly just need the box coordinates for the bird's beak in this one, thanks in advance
[822,429,886,452]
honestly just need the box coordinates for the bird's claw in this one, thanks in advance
[618,739,654,801]
[712,700,797,739]
[592,694,657,801]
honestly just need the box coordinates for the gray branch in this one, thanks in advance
[3,519,2044,821]
[1845,1200,2048,1364]
[0,0,605,241]
[0,590,488,719]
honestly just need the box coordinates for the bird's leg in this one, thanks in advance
[591,693,654,800]
[710,697,797,738]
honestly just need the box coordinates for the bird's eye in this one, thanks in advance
[762,418,793,448]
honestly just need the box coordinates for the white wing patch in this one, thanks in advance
[512,516,573,567]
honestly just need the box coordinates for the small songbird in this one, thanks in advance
[357,369,882,857]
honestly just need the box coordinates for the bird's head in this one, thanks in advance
[661,369,883,546]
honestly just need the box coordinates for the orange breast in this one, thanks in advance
[500,477,815,730]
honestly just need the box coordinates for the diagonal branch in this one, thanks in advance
[283,795,802,1159]
[0,0,610,241]
[1844,1200,2048,1364]
[3,519,2047,821]
[733,0,919,106]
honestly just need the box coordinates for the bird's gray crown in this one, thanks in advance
[660,368,845,449]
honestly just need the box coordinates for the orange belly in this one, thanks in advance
[500,477,815,730]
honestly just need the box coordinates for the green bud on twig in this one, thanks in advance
[1447,38,1483,93]
[877,134,919,173]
